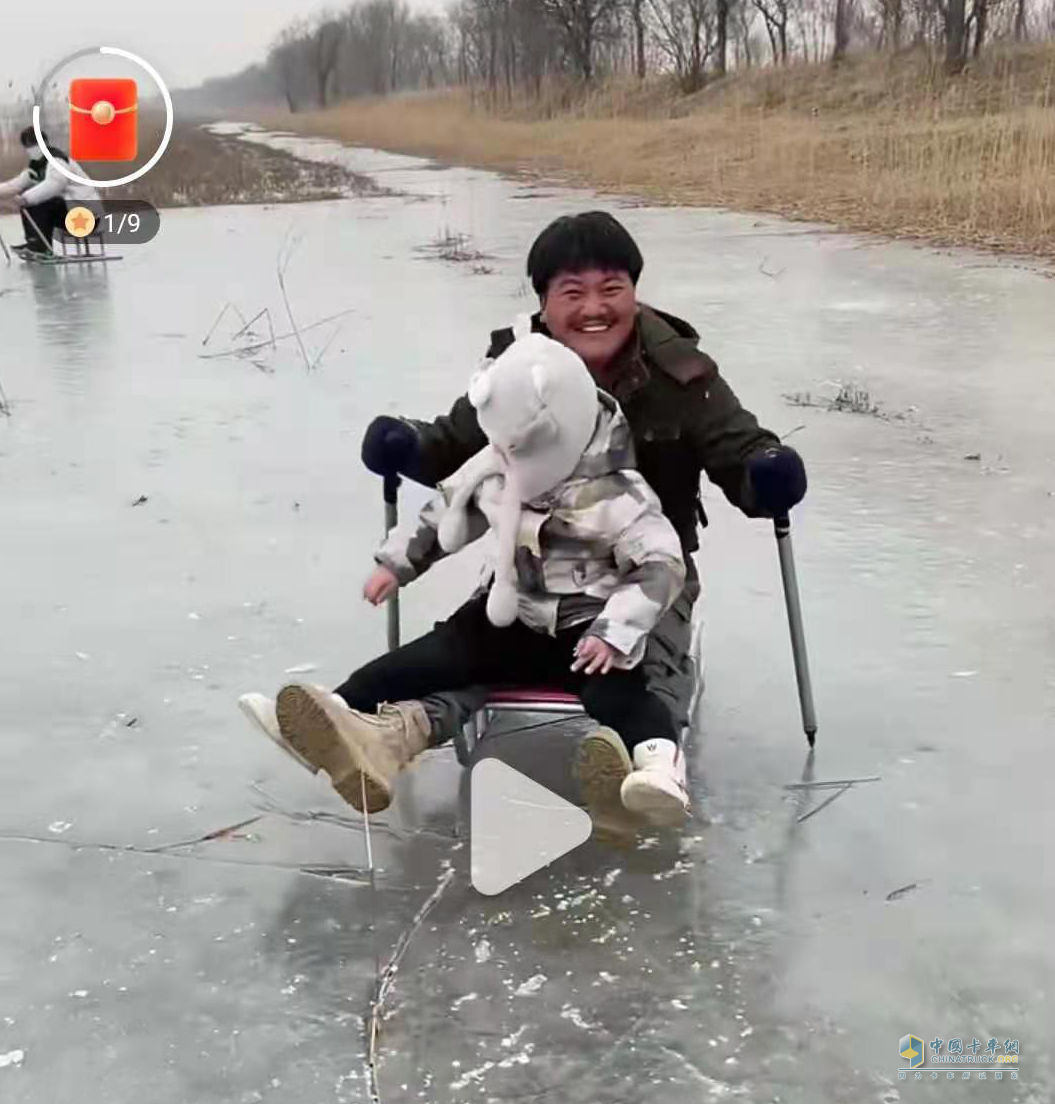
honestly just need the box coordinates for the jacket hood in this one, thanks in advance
[552,391,635,489]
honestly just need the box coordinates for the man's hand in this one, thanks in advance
[361,416,419,478]
[571,635,621,675]
[12,194,26,207]
[363,565,399,605]
[747,445,807,517]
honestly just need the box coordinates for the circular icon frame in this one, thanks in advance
[32,46,173,190]
[64,206,97,238]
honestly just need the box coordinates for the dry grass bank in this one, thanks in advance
[0,120,378,209]
[262,46,1055,261]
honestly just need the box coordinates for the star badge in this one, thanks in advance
[65,206,97,239]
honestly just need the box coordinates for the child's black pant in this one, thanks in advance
[333,594,678,752]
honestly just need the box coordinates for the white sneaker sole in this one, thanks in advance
[238,694,317,774]
[620,773,690,827]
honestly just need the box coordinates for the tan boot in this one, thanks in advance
[574,727,632,823]
[275,683,430,814]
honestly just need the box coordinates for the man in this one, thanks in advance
[0,126,99,255]
[355,211,806,799]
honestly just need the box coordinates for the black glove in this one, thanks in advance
[747,445,807,517]
[361,416,419,478]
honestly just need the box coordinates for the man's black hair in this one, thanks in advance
[19,126,46,147]
[527,211,644,297]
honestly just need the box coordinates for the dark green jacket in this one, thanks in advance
[401,305,781,559]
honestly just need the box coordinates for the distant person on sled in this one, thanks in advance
[0,126,99,255]
[240,211,807,826]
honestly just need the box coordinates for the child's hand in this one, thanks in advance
[363,565,399,605]
[571,635,620,675]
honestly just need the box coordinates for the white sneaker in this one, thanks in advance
[238,692,317,774]
[620,739,690,826]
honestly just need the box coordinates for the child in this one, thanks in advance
[241,323,692,826]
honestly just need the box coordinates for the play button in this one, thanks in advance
[470,758,592,896]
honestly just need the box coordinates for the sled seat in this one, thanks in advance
[455,685,584,766]
[485,686,582,710]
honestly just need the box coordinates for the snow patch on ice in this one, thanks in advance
[514,974,547,996]
[501,1025,527,1048]
[498,1043,534,1069]
[560,1004,600,1030]
[653,859,693,881]
[450,1060,495,1089]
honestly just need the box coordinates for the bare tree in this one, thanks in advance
[631,0,649,75]
[876,0,905,46]
[511,0,564,95]
[390,1,411,89]
[449,0,484,83]
[350,0,406,94]
[944,0,968,71]
[833,0,852,59]
[267,25,309,112]
[731,1,758,63]
[307,14,345,107]
[967,0,989,52]
[715,0,731,72]
[540,0,623,80]
[650,0,716,89]
[180,0,1055,122]
[754,0,792,60]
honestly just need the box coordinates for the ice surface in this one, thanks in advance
[0,126,1052,1103]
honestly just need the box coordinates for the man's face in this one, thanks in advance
[542,268,638,375]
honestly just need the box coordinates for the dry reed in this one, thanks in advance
[260,45,1055,260]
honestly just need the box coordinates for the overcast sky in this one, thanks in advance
[3,0,441,96]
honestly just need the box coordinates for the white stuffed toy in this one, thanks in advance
[437,317,600,627]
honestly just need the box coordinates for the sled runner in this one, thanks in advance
[19,250,122,266]
[18,232,122,266]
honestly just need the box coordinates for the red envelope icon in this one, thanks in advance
[69,78,138,162]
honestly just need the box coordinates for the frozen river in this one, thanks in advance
[0,127,1052,1103]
